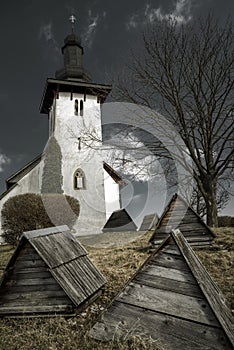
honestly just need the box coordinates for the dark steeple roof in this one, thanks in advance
[55,28,91,82]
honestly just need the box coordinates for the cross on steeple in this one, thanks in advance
[69,14,76,33]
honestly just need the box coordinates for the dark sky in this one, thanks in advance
[0,0,233,217]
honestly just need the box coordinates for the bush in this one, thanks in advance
[1,193,80,246]
[218,216,234,227]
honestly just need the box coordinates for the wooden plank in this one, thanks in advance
[150,252,190,272]
[30,232,87,268]
[173,230,234,347]
[51,256,105,306]
[8,271,52,280]
[23,225,69,239]
[141,263,197,284]
[0,284,62,294]
[0,289,67,301]
[135,272,203,298]
[0,304,73,315]
[91,301,232,350]
[4,277,58,287]
[162,245,181,255]
[0,295,72,307]
[117,282,219,326]
[13,259,47,269]
[11,266,50,274]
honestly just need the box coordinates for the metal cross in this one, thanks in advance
[69,14,76,33]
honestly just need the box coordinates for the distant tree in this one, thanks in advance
[116,15,234,227]
[41,136,63,193]
[1,193,80,245]
[218,216,234,227]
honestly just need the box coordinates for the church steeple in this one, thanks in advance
[55,15,92,82]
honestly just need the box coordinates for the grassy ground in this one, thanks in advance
[0,228,233,350]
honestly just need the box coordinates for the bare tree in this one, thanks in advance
[115,15,234,227]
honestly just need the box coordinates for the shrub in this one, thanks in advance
[2,193,80,245]
[218,216,234,227]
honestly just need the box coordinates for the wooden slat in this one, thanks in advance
[5,277,58,287]
[173,230,234,347]
[0,295,72,307]
[51,256,106,306]
[0,289,67,301]
[141,263,197,284]
[149,252,190,272]
[0,283,62,294]
[12,259,47,269]
[117,282,219,326]
[30,232,87,268]
[0,304,73,315]
[134,272,203,298]
[91,302,232,350]
[23,225,69,239]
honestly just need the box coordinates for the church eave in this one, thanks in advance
[40,78,112,114]
[6,154,42,187]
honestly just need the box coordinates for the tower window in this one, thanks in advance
[74,168,86,189]
[80,100,84,116]
[74,99,78,115]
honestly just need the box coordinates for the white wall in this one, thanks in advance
[51,92,107,235]
[0,91,117,242]
[104,169,120,219]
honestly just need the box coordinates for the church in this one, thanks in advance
[0,18,123,242]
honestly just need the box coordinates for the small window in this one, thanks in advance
[80,100,84,116]
[74,168,85,189]
[74,99,78,115]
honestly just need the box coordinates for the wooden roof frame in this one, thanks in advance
[90,229,233,348]
[0,226,106,317]
[103,208,137,232]
[149,193,216,243]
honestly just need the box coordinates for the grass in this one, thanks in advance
[0,228,233,350]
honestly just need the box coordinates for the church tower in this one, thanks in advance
[39,16,113,235]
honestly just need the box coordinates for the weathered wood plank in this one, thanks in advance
[150,252,190,272]
[51,257,106,306]
[13,259,47,269]
[0,289,67,301]
[5,277,58,287]
[117,282,219,326]
[135,272,203,298]
[141,263,197,284]
[23,225,69,239]
[30,232,87,268]
[173,230,234,347]
[0,304,73,315]
[0,284,62,294]
[0,295,72,307]
[91,301,232,350]
[8,271,52,280]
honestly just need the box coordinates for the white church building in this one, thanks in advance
[0,21,123,242]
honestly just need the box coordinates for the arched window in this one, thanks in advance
[80,100,84,116]
[74,99,78,115]
[74,168,86,189]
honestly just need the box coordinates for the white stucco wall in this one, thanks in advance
[50,92,107,235]
[104,169,120,220]
[0,91,119,242]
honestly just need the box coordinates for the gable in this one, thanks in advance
[139,213,158,231]
[0,226,106,317]
[0,241,73,316]
[90,231,233,349]
[150,193,215,247]
[102,209,137,232]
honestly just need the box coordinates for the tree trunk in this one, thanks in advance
[203,177,218,227]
